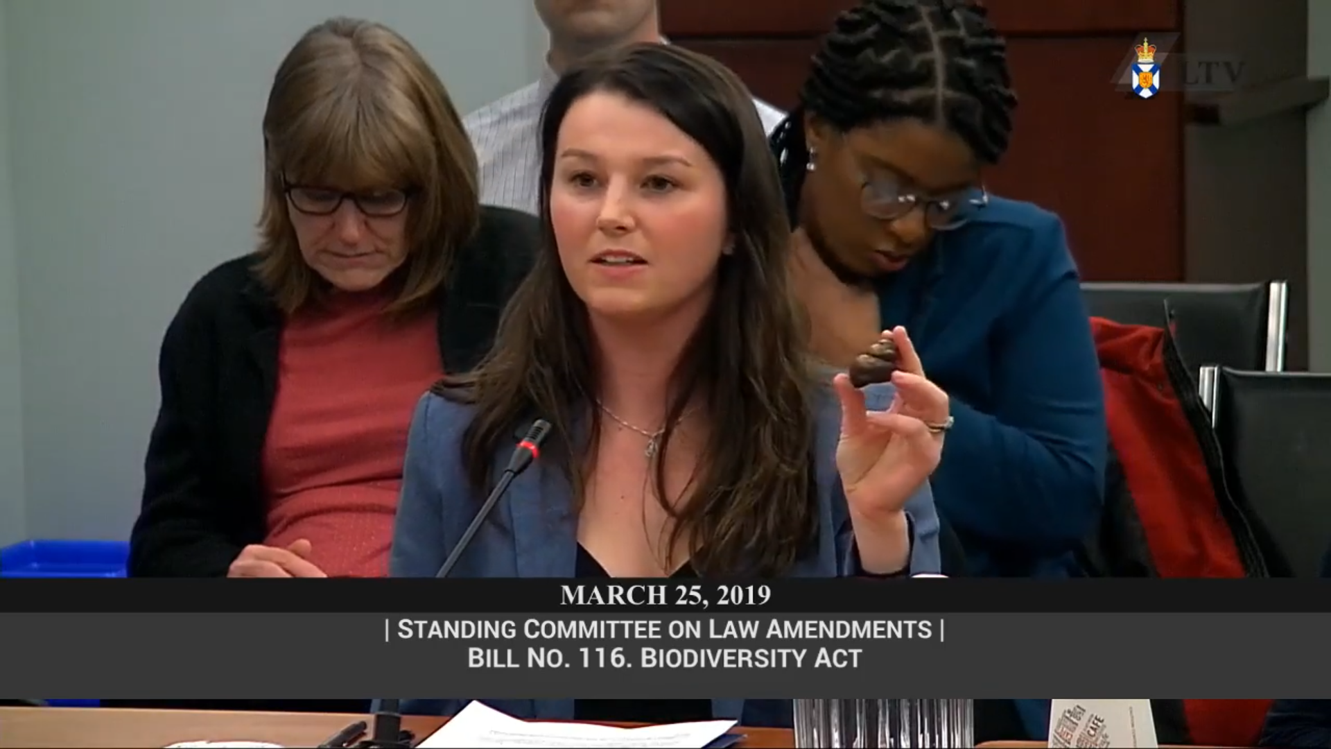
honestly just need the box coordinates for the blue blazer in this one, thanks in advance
[1260,700,1331,748]
[876,197,1107,741]
[875,196,1106,583]
[388,382,942,727]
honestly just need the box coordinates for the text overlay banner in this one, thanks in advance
[4,613,1328,699]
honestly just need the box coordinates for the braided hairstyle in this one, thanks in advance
[772,0,1017,220]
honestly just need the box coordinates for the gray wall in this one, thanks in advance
[0,0,545,544]
[0,1,24,545]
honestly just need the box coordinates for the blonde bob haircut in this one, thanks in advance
[255,17,478,315]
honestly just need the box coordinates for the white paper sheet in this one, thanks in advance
[417,701,736,749]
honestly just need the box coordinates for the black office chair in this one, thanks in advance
[1207,367,1331,577]
[1081,281,1288,374]
[1078,441,1156,578]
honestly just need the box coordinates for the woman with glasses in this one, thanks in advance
[127,18,538,580]
[771,0,1105,738]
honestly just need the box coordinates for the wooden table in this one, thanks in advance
[0,707,795,748]
[0,708,1248,748]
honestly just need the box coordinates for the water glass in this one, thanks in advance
[792,698,974,748]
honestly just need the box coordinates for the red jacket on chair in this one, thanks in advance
[1086,316,1284,747]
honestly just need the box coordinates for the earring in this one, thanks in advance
[806,148,818,172]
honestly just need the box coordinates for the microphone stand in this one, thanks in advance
[436,419,552,579]
[318,700,411,748]
[355,699,411,748]
[362,420,553,747]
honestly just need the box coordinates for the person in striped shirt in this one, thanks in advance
[465,0,785,215]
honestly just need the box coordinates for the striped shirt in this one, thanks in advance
[465,64,788,215]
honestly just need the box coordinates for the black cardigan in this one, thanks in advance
[128,206,539,577]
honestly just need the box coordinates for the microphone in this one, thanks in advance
[362,421,552,747]
[436,418,552,580]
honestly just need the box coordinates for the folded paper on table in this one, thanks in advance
[1048,699,1158,748]
[417,700,738,748]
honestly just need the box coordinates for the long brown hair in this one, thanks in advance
[442,44,818,576]
[255,17,479,316]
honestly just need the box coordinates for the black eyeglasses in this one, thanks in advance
[283,181,414,217]
[854,164,988,231]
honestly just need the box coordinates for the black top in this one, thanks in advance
[572,545,713,725]
[127,206,540,577]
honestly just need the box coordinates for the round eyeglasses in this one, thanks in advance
[284,183,413,217]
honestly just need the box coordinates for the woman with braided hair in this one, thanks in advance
[773,2,1105,732]
[773,1,1106,738]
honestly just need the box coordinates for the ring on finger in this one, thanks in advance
[924,416,954,434]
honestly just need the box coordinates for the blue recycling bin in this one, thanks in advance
[0,539,129,578]
[1,539,130,708]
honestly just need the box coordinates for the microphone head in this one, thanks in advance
[525,419,553,448]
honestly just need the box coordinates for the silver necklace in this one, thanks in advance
[597,402,669,459]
